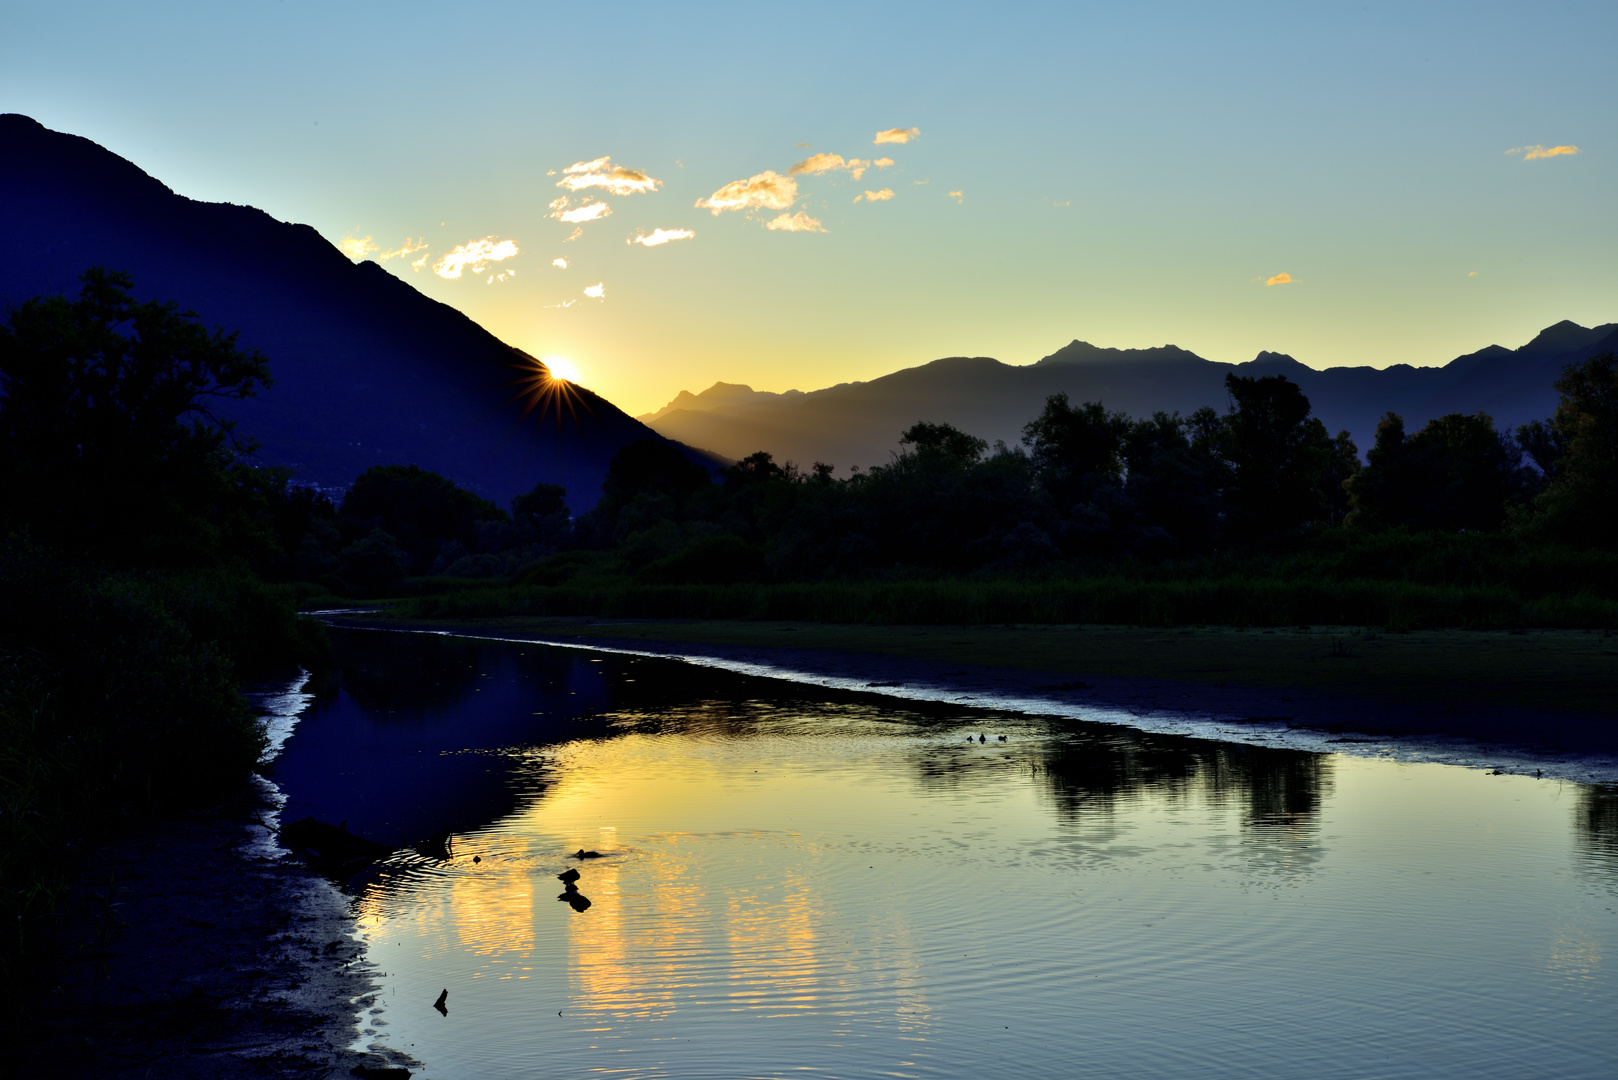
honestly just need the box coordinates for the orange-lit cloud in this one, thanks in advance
[411,253,429,270]
[695,171,798,214]
[789,152,872,180]
[1505,144,1579,161]
[340,234,378,261]
[553,257,568,269]
[433,237,519,280]
[794,141,812,147]
[1467,270,1478,277]
[863,188,894,201]
[557,156,662,195]
[766,211,825,232]
[487,269,516,284]
[584,283,605,298]
[874,157,895,168]
[376,237,428,263]
[563,227,583,242]
[559,201,612,224]
[875,127,919,144]
[1265,272,1292,286]
[948,190,963,203]
[631,227,696,247]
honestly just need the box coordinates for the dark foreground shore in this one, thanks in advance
[15,766,414,1079]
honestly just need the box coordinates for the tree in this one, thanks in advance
[1346,411,1527,532]
[1021,393,1129,512]
[1530,352,1618,542]
[338,464,507,574]
[0,268,271,564]
[1219,373,1336,539]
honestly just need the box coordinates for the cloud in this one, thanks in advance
[766,211,825,232]
[584,283,605,298]
[1467,270,1478,277]
[340,234,378,261]
[1265,272,1292,286]
[948,190,963,203]
[1505,144,1579,160]
[695,171,798,214]
[874,127,919,145]
[487,269,516,284]
[563,227,583,242]
[553,257,568,269]
[789,152,872,180]
[631,227,696,247]
[558,201,612,223]
[863,188,894,202]
[556,156,662,195]
[376,237,428,263]
[874,157,895,168]
[794,141,812,148]
[411,252,429,270]
[433,237,518,280]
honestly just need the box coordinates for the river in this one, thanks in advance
[269,627,1618,1079]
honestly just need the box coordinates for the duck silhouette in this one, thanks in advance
[572,849,605,859]
[557,868,581,884]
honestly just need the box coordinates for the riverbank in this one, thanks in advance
[14,682,415,1080]
[327,613,1618,782]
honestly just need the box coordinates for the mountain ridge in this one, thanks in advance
[0,113,702,510]
[641,322,1618,472]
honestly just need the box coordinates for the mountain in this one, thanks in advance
[0,114,702,510]
[643,327,1617,472]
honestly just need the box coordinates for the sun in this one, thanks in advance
[545,355,581,383]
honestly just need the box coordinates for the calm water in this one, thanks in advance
[272,629,1618,1079]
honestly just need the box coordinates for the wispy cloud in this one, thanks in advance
[411,253,429,270]
[947,190,963,203]
[631,227,696,247]
[553,257,568,269]
[563,227,583,242]
[433,238,519,280]
[558,201,612,224]
[1265,272,1292,286]
[487,269,516,284]
[875,127,920,145]
[584,283,605,298]
[794,141,812,148]
[340,234,378,261]
[766,211,825,232]
[1467,270,1478,277]
[376,237,428,263]
[556,156,662,195]
[789,152,872,179]
[863,188,894,201]
[873,157,895,168]
[1505,144,1579,160]
[695,171,798,214]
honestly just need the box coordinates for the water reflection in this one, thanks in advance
[272,629,1618,1080]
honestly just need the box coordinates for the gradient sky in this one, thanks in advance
[4,1,1613,415]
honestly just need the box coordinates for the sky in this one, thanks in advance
[3,1,1614,416]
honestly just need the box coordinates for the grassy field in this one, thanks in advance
[346,613,1618,720]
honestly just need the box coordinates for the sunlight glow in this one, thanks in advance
[504,350,595,430]
[545,356,581,383]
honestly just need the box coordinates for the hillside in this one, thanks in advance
[0,114,698,510]
[643,328,1617,471]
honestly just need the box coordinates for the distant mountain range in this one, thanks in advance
[0,114,701,510]
[640,326,1618,472]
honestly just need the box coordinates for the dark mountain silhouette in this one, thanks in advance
[644,328,1616,472]
[0,114,708,510]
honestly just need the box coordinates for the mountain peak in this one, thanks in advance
[1520,319,1614,357]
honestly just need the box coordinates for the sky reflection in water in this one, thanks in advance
[272,630,1618,1079]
